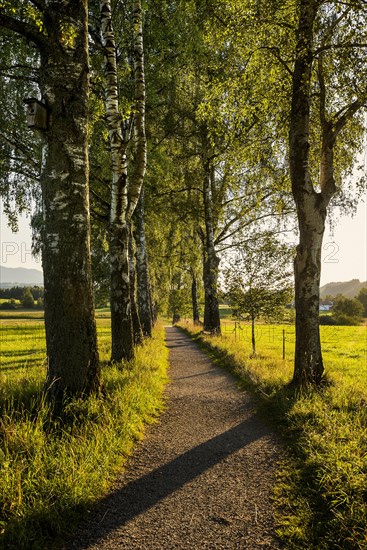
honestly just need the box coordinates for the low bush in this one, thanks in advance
[319,314,337,325]
[0,302,17,310]
[332,313,362,326]
[320,313,362,326]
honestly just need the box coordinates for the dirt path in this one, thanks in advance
[68,327,283,549]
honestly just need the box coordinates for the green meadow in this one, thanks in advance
[1,311,367,548]
[0,316,169,550]
[180,318,367,549]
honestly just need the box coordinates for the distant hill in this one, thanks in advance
[0,266,43,286]
[320,279,367,299]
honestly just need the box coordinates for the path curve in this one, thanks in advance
[68,327,282,549]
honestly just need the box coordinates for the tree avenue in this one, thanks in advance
[0,0,366,394]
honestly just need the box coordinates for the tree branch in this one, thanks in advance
[315,42,367,55]
[318,6,352,44]
[0,131,40,169]
[261,46,293,76]
[0,13,47,50]
[317,51,327,126]
[334,97,365,136]
[90,187,111,210]
[216,210,294,246]
[214,191,274,245]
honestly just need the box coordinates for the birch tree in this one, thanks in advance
[289,0,367,386]
[100,0,147,361]
[0,0,101,403]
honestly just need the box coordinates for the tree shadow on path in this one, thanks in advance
[69,414,265,549]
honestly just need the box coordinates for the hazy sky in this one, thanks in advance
[1,197,366,285]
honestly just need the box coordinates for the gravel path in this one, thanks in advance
[67,327,283,549]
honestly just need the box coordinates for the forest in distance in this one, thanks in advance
[1,0,367,398]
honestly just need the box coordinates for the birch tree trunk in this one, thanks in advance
[128,0,147,220]
[289,0,365,385]
[100,0,147,361]
[100,0,132,362]
[134,188,152,337]
[191,268,200,324]
[129,227,144,345]
[36,1,100,401]
[203,165,221,334]
[290,0,328,386]
[109,224,134,361]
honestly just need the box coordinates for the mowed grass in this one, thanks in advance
[180,319,367,549]
[0,318,169,550]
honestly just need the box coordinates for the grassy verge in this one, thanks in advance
[179,320,367,549]
[0,322,169,550]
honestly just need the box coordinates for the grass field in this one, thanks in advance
[1,311,367,548]
[0,317,169,550]
[180,318,367,549]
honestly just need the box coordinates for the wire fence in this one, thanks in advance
[0,322,110,367]
[0,322,46,342]
[219,321,367,360]
[0,319,365,365]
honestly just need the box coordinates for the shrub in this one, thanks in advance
[333,296,363,319]
[356,287,367,317]
[332,313,362,326]
[35,297,44,310]
[0,302,17,310]
[20,288,35,309]
[319,315,337,325]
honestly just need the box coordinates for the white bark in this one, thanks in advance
[128,0,147,219]
[100,0,127,224]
